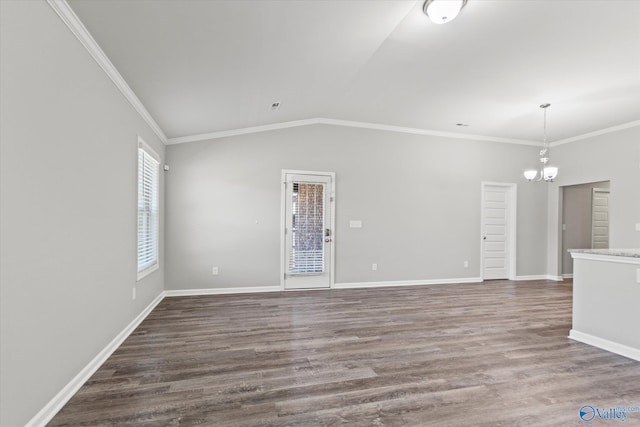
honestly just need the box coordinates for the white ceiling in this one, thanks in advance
[67,0,640,143]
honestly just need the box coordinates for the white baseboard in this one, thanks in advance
[569,330,640,362]
[562,273,573,279]
[333,277,482,289]
[514,275,548,281]
[164,286,282,297]
[514,275,565,282]
[25,292,165,427]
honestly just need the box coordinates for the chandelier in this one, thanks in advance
[524,103,558,182]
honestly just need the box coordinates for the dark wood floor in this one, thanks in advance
[50,280,640,426]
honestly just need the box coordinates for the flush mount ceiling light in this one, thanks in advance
[423,0,468,25]
[524,103,559,182]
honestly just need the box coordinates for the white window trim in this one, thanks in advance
[137,136,161,281]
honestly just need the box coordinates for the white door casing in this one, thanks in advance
[591,188,610,249]
[481,183,517,281]
[281,170,335,289]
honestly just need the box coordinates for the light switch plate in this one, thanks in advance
[637,268,640,284]
[349,220,363,228]
[635,223,640,232]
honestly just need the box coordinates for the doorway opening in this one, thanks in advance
[560,181,610,278]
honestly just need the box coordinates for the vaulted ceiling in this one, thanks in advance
[68,0,640,144]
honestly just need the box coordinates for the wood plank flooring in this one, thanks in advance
[49,280,640,426]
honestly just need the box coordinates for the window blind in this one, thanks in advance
[137,143,160,277]
[289,182,325,274]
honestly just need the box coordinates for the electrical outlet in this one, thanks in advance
[636,223,640,232]
[372,263,377,271]
[212,266,219,275]
[132,287,136,300]
[463,261,469,268]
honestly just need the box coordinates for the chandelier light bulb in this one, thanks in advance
[524,170,538,181]
[543,166,558,181]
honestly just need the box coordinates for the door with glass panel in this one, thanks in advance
[283,172,334,289]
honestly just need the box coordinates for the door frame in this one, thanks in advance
[480,182,517,281]
[280,169,336,290]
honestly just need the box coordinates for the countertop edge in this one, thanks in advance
[570,251,640,265]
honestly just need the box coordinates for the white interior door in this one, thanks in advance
[591,188,610,249]
[283,172,334,289]
[481,184,514,280]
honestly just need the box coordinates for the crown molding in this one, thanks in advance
[167,117,541,146]
[319,118,540,146]
[550,120,640,147]
[47,0,168,144]
[166,119,322,144]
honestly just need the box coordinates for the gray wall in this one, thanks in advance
[0,2,165,425]
[165,124,548,290]
[547,125,640,277]
[561,181,610,275]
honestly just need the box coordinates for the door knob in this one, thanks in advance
[483,236,487,240]
[325,238,331,243]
